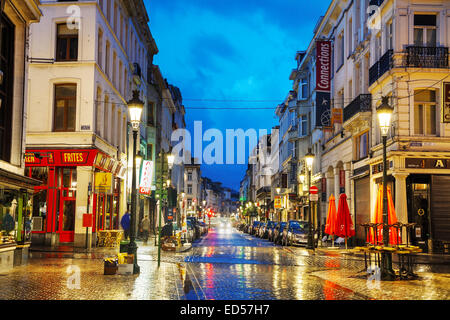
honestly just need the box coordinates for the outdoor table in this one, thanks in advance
[97,230,124,247]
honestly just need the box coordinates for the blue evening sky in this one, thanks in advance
[144,0,331,191]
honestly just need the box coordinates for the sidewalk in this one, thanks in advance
[29,240,192,260]
[315,245,450,265]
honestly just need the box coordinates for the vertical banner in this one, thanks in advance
[139,160,154,195]
[321,177,327,202]
[339,170,345,194]
[316,40,332,127]
[443,82,450,123]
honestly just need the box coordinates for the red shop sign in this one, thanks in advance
[83,214,93,228]
[25,149,98,167]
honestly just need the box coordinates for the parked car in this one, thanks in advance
[262,221,275,239]
[282,220,310,246]
[187,217,201,239]
[267,222,278,241]
[273,222,287,244]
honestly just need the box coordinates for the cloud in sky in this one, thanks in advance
[144,0,331,190]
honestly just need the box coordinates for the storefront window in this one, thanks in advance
[32,190,47,232]
[0,189,18,243]
[31,167,48,184]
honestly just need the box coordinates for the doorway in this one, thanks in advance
[407,175,431,252]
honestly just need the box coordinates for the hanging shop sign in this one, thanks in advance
[139,160,154,195]
[339,170,345,194]
[405,158,450,169]
[321,178,327,202]
[316,40,331,128]
[274,196,282,209]
[442,82,450,123]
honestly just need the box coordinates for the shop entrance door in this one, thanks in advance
[59,196,76,243]
[407,178,431,252]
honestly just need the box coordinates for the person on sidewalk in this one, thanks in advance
[121,211,131,240]
[141,215,150,245]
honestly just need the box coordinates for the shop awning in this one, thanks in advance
[0,168,42,191]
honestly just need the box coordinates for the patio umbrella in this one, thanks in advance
[324,194,337,247]
[370,186,400,245]
[335,193,355,249]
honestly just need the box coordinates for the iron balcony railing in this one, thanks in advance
[343,94,372,122]
[405,46,449,68]
[369,49,393,86]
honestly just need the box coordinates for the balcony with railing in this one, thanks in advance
[343,94,372,123]
[369,50,393,86]
[405,46,449,68]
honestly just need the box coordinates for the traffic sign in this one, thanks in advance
[310,194,319,201]
[309,186,319,194]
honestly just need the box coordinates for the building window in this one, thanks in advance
[187,184,192,194]
[414,90,436,135]
[299,115,308,136]
[105,41,110,77]
[98,29,103,69]
[147,101,154,126]
[355,130,369,160]
[54,84,76,132]
[386,20,393,50]
[104,95,109,140]
[0,14,14,161]
[187,172,192,181]
[56,24,78,61]
[299,78,308,99]
[96,87,102,135]
[337,31,344,69]
[414,14,436,47]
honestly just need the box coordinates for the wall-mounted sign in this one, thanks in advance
[94,172,113,194]
[372,161,393,174]
[442,82,450,123]
[331,108,343,125]
[405,158,450,169]
[25,149,97,167]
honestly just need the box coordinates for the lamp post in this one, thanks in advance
[377,96,395,280]
[157,152,174,267]
[305,148,315,251]
[127,90,144,274]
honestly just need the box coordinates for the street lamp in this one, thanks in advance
[157,152,174,267]
[377,96,395,280]
[305,147,315,251]
[127,90,144,274]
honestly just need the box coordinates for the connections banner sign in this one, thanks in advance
[316,40,331,127]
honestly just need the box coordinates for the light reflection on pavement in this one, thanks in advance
[0,221,449,300]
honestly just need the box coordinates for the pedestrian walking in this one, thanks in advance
[141,215,150,245]
[121,211,131,240]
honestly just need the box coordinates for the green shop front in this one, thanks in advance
[0,168,41,272]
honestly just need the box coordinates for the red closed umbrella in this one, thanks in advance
[370,186,400,245]
[325,194,337,235]
[335,193,355,248]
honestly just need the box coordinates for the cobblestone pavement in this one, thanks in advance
[0,224,449,300]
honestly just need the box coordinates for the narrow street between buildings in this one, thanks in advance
[0,218,449,300]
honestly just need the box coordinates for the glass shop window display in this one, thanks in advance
[0,189,19,245]
[0,188,33,245]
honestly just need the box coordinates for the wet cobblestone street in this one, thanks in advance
[1,224,449,300]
